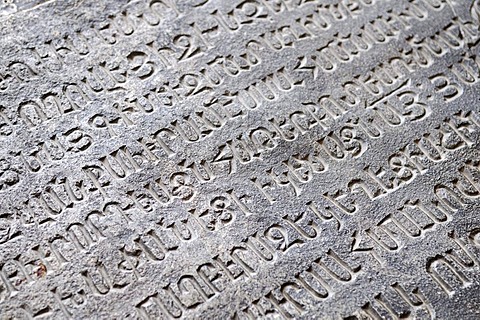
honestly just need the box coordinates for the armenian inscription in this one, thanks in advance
[0,0,480,318]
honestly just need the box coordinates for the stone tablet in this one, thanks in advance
[0,0,480,318]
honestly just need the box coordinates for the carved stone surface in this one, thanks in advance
[0,0,480,318]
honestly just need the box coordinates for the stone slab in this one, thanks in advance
[0,0,480,318]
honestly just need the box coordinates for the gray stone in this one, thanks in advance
[0,0,479,318]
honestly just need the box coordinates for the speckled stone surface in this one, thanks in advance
[0,0,480,318]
